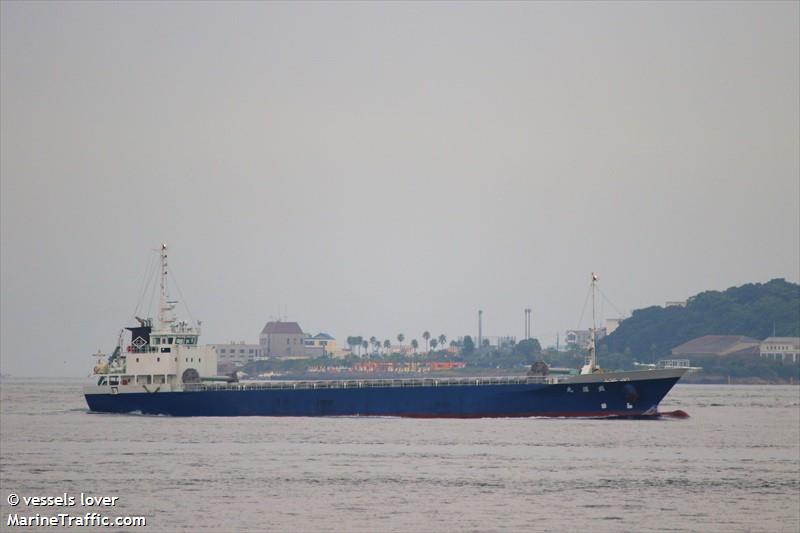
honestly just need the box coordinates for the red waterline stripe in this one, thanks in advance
[395,410,652,419]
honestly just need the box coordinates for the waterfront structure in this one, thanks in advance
[209,342,263,367]
[259,321,306,358]
[671,335,760,357]
[565,328,607,350]
[303,333,341,358]
[759,337,800,363]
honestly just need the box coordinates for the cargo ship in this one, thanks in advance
[84,245,686,417]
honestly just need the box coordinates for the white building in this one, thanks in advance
[565,328,607,350]
[760,337,800,363]
[209,342,263,366]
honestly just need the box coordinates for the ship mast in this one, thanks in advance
[158,243,173,329]
[582,272,599,374]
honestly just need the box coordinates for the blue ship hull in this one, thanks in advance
[85,373,681,418]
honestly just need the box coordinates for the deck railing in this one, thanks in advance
[182,375,568,393]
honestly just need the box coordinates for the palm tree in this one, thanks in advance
[411,339,419,354]
[397,333,405,346]
[383,339,391,354]
[430,338,439,352]
[369,336,377,355]
[438,334,447,351]
[422,331,431,353]
[353,336,363,356]
[361,340,368,356]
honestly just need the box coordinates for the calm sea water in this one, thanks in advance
[1,379,798,532]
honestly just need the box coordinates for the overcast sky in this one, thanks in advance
[2,1,798,377]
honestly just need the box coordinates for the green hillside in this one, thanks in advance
[601,278,800,361]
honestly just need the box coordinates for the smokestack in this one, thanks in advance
[478,309,483,349]
[524,308,532,340]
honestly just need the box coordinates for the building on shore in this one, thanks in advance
[259,321,306,358]
[759,337,800,363]
[303,332,345,358]
[565,328,607,350]
[209,341,263,371]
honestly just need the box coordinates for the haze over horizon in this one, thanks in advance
[2,1,798,377]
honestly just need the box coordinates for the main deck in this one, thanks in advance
[182,374,566,392]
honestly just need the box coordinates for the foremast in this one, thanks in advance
[581,272,600,375]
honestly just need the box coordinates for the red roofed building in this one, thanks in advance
[259,321,306,358]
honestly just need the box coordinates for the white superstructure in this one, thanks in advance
[86,244,218,395]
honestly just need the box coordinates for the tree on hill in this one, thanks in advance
[601,278,800,361]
